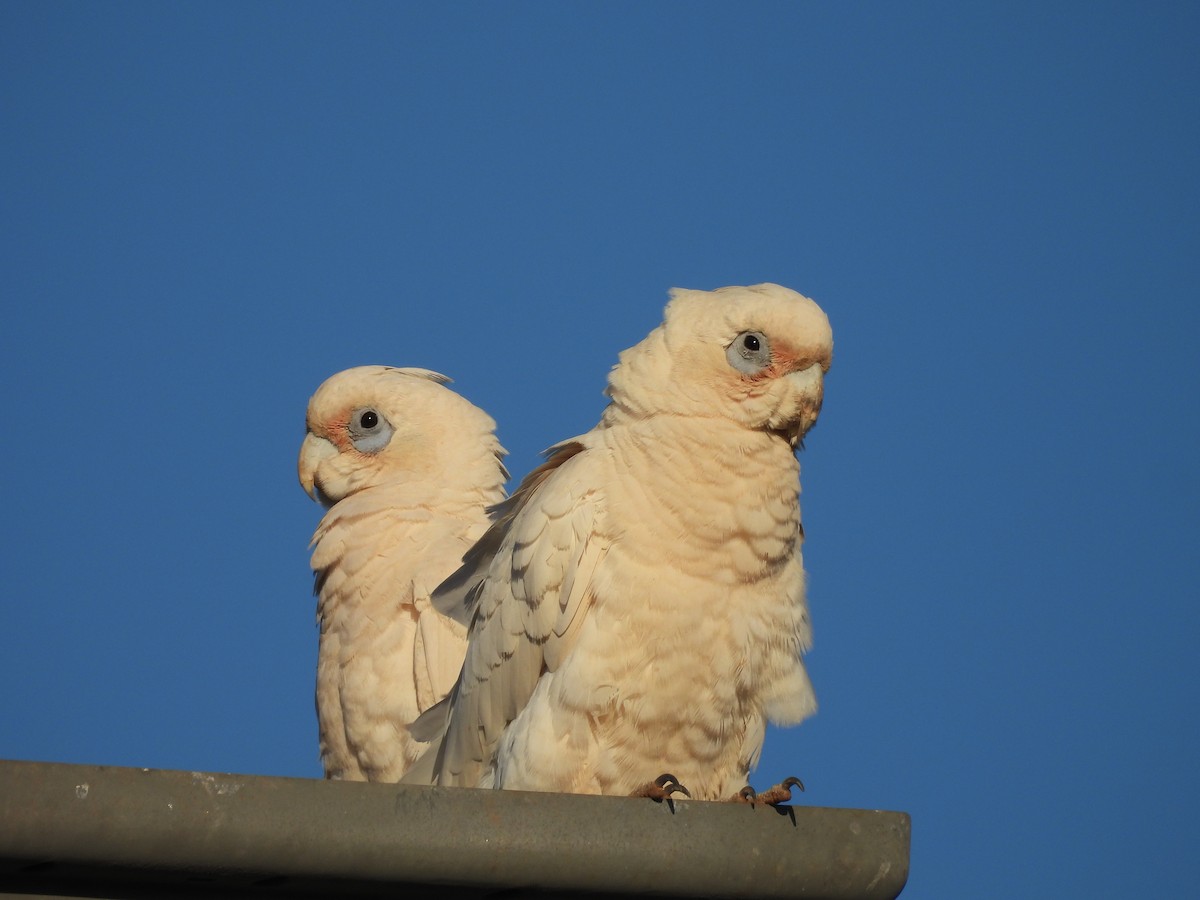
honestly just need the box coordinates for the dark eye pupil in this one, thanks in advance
[359,411,378,429]
[744,334,760,352]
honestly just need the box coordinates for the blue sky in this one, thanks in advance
[2,2,1196,895]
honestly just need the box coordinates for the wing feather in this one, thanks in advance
[431,440,586,626]
[417,438,606,787]
[413,607,468,712]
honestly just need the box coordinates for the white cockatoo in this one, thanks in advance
[406,284,832,802]
[298,366,508,781]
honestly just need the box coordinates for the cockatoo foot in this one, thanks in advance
[731,776,804,805]
[631,773,692,801]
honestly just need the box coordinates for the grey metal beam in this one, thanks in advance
[0,759,909,899]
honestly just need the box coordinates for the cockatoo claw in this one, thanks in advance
[731,776,804,806]
[631,773,692,801]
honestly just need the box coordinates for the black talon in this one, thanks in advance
[655,773,691,798]
[734,776,804,805]
[632,773,692,801]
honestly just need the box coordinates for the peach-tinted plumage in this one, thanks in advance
[406,284,832,799]
[298,366,507,781]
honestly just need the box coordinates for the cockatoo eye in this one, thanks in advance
[726,331,771,374]
[347,407,394,454]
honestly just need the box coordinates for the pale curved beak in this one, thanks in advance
[781,363,826,448]
[298,433,338,502]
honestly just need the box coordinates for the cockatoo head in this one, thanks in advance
[298,366,505,507]
[608,283,833,447]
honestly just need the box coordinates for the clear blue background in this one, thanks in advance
[2,3,1196,896]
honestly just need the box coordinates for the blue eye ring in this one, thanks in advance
[348,407,393,453]
[726,331,770,374]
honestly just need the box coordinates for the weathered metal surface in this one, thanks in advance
[0,759,909,898]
